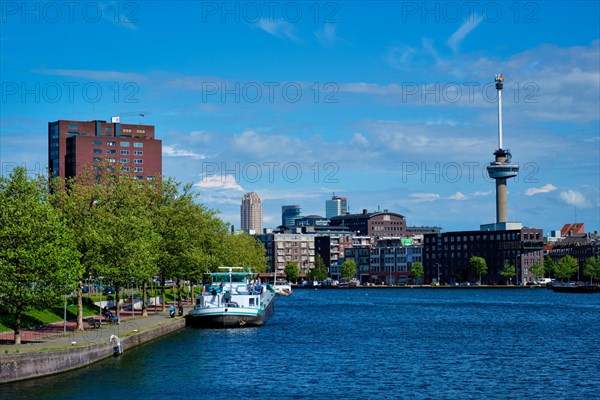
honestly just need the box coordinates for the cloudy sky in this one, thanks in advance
[1,1,599,233]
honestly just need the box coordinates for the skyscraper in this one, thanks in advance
[281,205,302,227]
[48,118,162,181]
[241,192,262,234]
[325,194,348,219]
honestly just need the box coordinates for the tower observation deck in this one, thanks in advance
[486,74,519,224]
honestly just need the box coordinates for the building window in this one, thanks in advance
[68,125,78,130]
[93,157,102,162]
[106,150,116,154]
[105,127,112,132]
[134,159,143,164]
[120,142,130,147]
[120,150,130,155]
[136,129,145,134]
[134,142,143,148]
[121,166,130,172]
[134,150,143,156]
[120,158,130,163]
[122,128,132,133]
[93,140,102,145]
[107,158,116,163]
[134,167,143,172]
[93,149,102,154]
[107,141,116,146]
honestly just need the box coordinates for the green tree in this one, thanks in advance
[500,261,516,284]
[308,254,328,282]
[284,262,299,283]
[0,167,81,344]
[341,259,356,280]
[530,260,545,283]
[554,255,579,282]
[220,233,268,273]
[410,262,424,285]
[584,256,600,284]
[468,256,487,284]
[544,256,556,278]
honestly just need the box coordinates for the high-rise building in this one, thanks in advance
[48,118,162,180]
[241,192,262,234]
[281,205,302,227]
[325,194,348,218]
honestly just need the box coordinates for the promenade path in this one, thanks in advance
[0,303,190,353]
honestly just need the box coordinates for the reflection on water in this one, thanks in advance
[3,289,600,400]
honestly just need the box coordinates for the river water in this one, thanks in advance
[2,288,599,399]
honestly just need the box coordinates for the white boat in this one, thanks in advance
[187,267,276,328]
[273,280,292,296]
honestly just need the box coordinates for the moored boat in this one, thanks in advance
[187,267,276,328]
[551,284,600,294]
[273,280,292,296]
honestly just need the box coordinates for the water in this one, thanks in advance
[2,288,599,399]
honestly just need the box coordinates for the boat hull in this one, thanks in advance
[551,285,600,294]
[186,297,275,328]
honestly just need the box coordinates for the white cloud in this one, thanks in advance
[162,145,206,160]
[351,132,368,146]
[33,68,145,81]
[315,23,338,47]
[193,175,244,191]
[409,193,441,202]
[447,192,467,200]
[473,191,492,196]
[558,190,592,208]
[447,14,484,53]
[525,184,557,196]
[255,18,301,42]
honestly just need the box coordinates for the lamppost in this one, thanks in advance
[435,263,441,284]
[98,276,103,323]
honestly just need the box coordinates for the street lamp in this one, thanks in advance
[436,263,441,284]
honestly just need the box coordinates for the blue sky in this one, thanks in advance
[1,1,599,234]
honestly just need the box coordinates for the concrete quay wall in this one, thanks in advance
[0,319,185,384]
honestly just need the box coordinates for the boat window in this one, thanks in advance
[249,298,255,306]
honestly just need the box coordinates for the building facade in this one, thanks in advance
[281,205,302,227]
[325,195,348,218]
[256,233,315,277]
[314,231,354,279]
[240,192,262,234]
[422,228,544,285]
[548,233,599,281]
[370,237,423,285]
[329,209,406,238]
[48,119,162,180]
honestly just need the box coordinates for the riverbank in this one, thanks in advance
[0,306,187,384]
[294,284,546,289]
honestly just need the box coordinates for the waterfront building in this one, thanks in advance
[369,237,423,285]
[314,230,354,279]
[422,228,544,285]
[48,118,162,180]
[548,231,599,281]
[256,233,315,278]
[281,205,302,228]
[241,192,263,234]
[343,236,373,282]
[329,209,406,238]
[325,194,348,218]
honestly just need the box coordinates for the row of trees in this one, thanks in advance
[0,167,267,344]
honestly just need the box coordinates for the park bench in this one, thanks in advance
[86,317,101,329]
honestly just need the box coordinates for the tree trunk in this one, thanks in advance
[115,287,120,320]
[161,275,166,312]
[14,308,22,345]
[142,281,148,317]
[76,280,84,331]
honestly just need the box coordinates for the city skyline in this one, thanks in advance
[1,2,599,234]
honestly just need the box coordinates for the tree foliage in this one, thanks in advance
[341,259,356,280]
[500,261,516,284]
[0,167,81,344]
[554,255,579,281]
[410,262,424,284]
[530,260,545,281]
[308,254,328,282]
[544,256,556,278]
[284,262,299,283]
[468,256,487,283]
[584,256,600,284]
